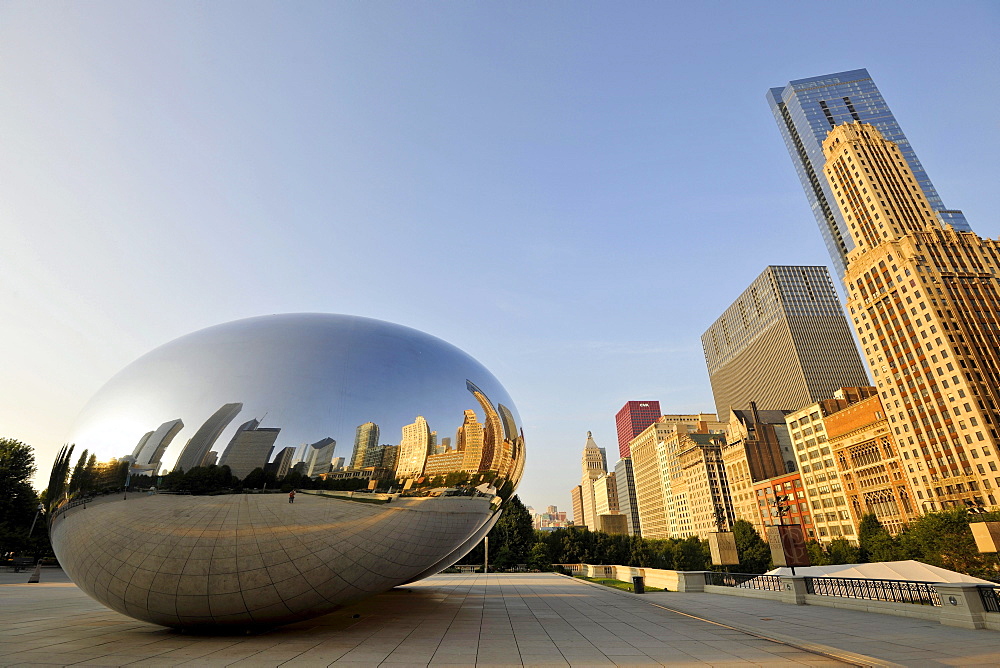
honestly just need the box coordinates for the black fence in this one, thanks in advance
[705,572,783,591]
[805,576,941,606]
[980,586,1000,613]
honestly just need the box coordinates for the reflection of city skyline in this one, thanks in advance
[115,379,524,485]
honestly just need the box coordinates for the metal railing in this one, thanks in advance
[980,585,1000,613]
[805,576,941,606]
[705,572,783,591]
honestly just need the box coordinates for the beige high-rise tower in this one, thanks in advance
[580,432,606,530]
[824,121,1000,512]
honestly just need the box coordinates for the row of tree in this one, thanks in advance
[1,438,50,560]
[470,498,1000,580]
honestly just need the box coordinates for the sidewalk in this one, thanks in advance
[636,586,1000,667]
[0,571,994,666]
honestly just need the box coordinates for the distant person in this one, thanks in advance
[288,490,296,504]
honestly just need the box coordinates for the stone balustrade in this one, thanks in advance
[558,564,1000,631]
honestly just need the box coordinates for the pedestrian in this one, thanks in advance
[288,489,296,504]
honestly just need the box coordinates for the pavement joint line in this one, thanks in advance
[555,573,900,668]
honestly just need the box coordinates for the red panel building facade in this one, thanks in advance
[615,401,661,459]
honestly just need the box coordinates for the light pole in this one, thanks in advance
[28,502,44,537]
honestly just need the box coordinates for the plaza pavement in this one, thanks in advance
[0,570,996,667]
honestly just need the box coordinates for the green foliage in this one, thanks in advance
[0,438,43,556]
[527,542,551,570]
[45,444,75,510]
[731,520,771,573]
[241,467,277,490]
[489,495,534,566]
[162,465,238,494]
[675,535,709,571]
[805,539,831,566]
[896,508,1000,578]
[827,537,860,564]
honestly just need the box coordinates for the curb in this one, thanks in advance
[557,573,902,668]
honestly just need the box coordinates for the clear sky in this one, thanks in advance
[2,1,998,514]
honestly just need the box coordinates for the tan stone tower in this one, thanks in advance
[580,432,607,530]
[824,121,1000,512]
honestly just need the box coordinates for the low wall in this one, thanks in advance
[562,563,1000,631]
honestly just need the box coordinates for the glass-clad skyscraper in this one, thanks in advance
[767,69,971,280]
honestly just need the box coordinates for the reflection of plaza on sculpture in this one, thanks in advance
[64,378,523,500]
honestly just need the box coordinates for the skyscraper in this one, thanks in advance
[767,69,971,280]
[823,121,1000,512]
[397,415,431,478]
[219,423,280,479]
[580,432,607,531]
[134,418,184,472]
[613,457,641,536]
[615,401,661,459]
[701,265,869,422]
[268,445,296,479]
[173,402,243,472]
[350,422,379,469]
[305,437,337,477]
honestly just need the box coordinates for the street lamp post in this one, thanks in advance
[28,502,44,537]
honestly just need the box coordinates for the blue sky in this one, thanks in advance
[2,1,998,513]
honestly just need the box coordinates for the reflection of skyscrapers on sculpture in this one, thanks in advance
[351,422,379,468]
[387,379,525,488]
[218,418,280,479]
[173,402,243,472]
[456,410,485,473]
[133,418,184,473]
[396,415,432,478]
[267,446,296,479]
[305,437,337,476]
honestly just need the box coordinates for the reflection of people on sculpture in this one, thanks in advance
[288,489,295,503]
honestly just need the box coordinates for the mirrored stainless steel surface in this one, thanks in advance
[48,314,524,628]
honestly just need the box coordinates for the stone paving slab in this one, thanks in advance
[2,570,982,667]
[629,582,1000,668]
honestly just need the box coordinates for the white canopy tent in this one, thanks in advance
[766,560,992,583]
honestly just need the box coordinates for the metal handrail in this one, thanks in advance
[805,576,941,606]
[979,585,1000,613]
[705,572,783,591]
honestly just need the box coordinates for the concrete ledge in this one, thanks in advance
[704,583,780,599]
[804,593,942,621]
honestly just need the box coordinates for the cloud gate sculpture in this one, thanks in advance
[48,314,525,628]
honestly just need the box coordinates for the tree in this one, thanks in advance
[857,513,902,563]
[731,520,771,573]
[675,536,709,571]
[488,495,534,566]
[45,444,75,510]
[805,539,830,566]
[527,542,551,570]
[898,509,1000,578]
[0,438,42,557]
[67,449,90,496]
[827,537,860,564]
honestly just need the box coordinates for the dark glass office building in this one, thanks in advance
[767,69,971,280]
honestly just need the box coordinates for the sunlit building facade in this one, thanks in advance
[824,121,1000,512]
[615,400,661,459]
[702,265,869,422]
[768,68,971,280]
